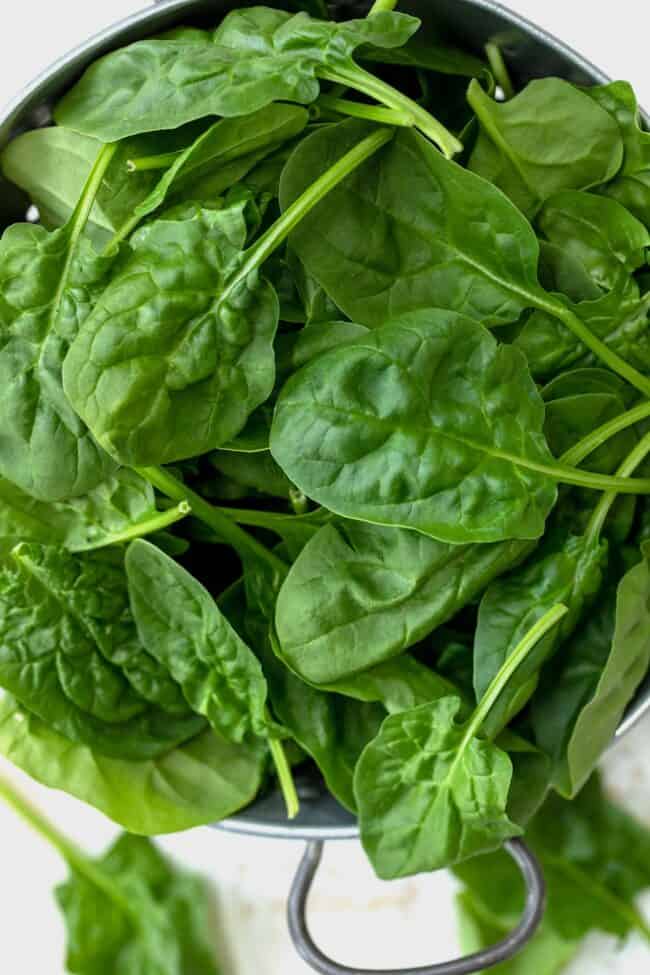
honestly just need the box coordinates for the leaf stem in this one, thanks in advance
[485,42,514,99]
[224,127,393,307]
[77,500,191,552]
[0,772,136,919]
[266,722,300,820]
[461,604,568,750]
[317,94,410,126]
[319,64,463,158]
[553,303,650,399]
[52,142,117,322]
[138,467,288,575]
[491,448,650,494]
[585,430,650,545]
[368,0,400,12]
[560,401,650,468]
[126,151,182,172]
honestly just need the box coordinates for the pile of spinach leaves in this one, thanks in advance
[1,0,650,903]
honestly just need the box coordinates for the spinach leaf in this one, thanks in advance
[473,534,607,736]
[275,519,531,683]
[126,539,273,745]
[515,281,650,380]
[271,310,560,544]
[210,450,294,500]
[0,694,265,833]
[1,127,204,243]
[355,602,566,877]
[456,891,578,975]
[0,467,165,552]
[532,550,650,796]
[0,544,203,758]
[0,147,119,501]
[538,190,650,291]
[467,78,623,216]
[589,81,650,229]
[55,9,460,154]
[63,128,391,467]
[454,774,650,950]
[280,120,546,328]
[56,833,219,975]
[355,696,521,878]
[119,104,310,241]
[276,320,369,381]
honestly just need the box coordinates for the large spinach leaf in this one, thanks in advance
[271,310,559,544]
[0,695,264,833]
[63,128,391,467]
[55,9,459,155]
[275,519,531,683]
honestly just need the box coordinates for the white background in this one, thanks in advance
[1,3,649,973]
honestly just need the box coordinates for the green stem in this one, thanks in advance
[126,151,182,172]
[52,143,116,321]
[458,604,568,755]
[491,448,650,494]
[266,721,300,820]
[138,467,288,576]
[216,506,328,532]
[319,64,463,158]
[317,94,410,127]
[585,430,650,545]
[560,401,650,468]
[0,773,136,920]
[541,852,650,945]
[485,42,514,99]
[553,303,650,399]
[79,501,191,552]
[223,127,393,309]
[368,0,399,12]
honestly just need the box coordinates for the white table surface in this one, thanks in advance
[1,3,649,973]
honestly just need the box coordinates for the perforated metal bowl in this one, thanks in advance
[1,3,648,971]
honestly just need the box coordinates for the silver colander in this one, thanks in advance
[1,3,648,971]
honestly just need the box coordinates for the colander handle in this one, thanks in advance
[287,838,545,975]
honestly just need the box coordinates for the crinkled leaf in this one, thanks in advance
[0,544,201,758]
[589,81,650,228]
[0,222,117,500]
[271,310,558,544]
[63,196,278,467]
[126,539,271,744]
[0,468,159,553]
[355,697,521,878]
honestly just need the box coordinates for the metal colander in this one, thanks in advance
[1,2,648,971]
